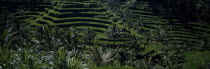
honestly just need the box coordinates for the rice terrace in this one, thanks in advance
[0,0,210,69]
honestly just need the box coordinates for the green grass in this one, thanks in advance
[191,26,210,31]
[170,34,199,39]
[42,15,112,23]
[170,28,205,35]
[169,31,203,37]
[53,21,111,26]
[46,8,74,14]
[76,26,108,31]
[16,15,41,18]
[78,11,108,15]
[132,10,153,14]
[168,37,200,41]
[137,14,160,18]
[94,15,109,18]
[53,6,105,10]
[37,18,55,25]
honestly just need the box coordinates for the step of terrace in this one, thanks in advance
[58,1,98,5]
[169,34,200,39]
[168,37,200,42]
[77,26,108,32]
[59,3,102,8]
[169,31,203,38]
[51,5,106,12]
[39,12,112,25]
[42,17,112,24]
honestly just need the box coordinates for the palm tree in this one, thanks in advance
[127,34,144,57]
[106,24,124,45]
[83,28,96,45]
[0,12,19,49]
[0,28,17,48]
[35,26,64,51]
[84,46,117,67]
[0,48,16,69]
[64,27,82,52]
[51,47,85,69]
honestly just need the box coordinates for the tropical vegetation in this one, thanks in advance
[0,0,210,69]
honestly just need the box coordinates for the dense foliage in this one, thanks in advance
[0,0,210,69]
[0,11,209,69]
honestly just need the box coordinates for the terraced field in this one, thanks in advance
[1,0,209,47]
[11,1,132,46]
[168,20,210,47]
[123,1,169,39]
[123,0,210,47]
